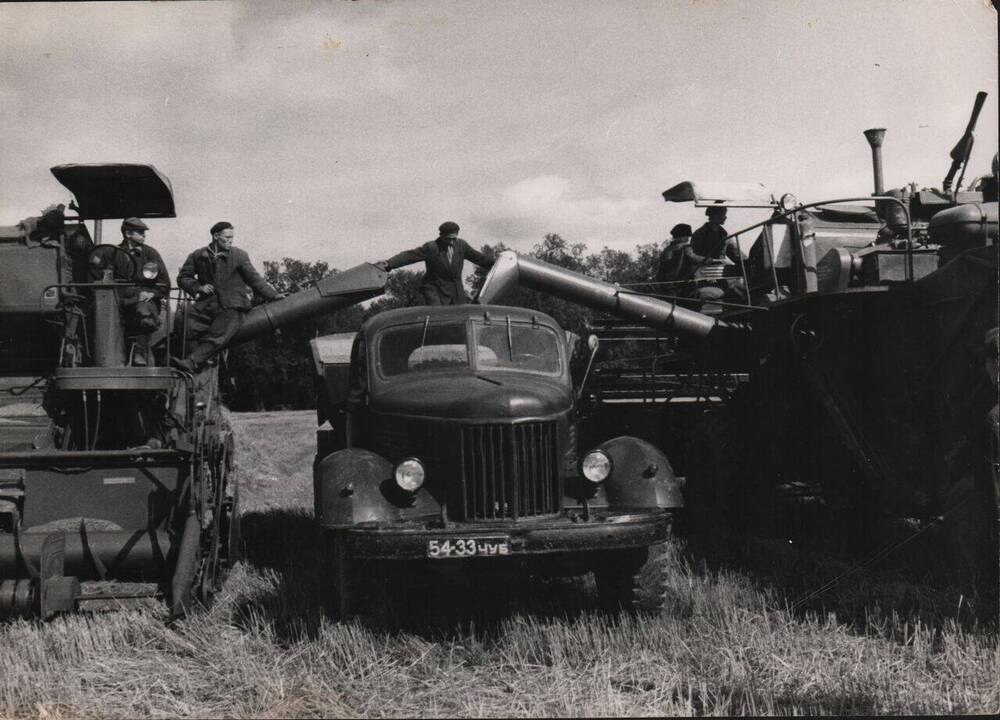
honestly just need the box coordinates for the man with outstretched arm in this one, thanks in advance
[375,221,493,305]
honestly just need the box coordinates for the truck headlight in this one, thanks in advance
[394,458,425,492]
[141,262,159,280]
[580,449,612,483]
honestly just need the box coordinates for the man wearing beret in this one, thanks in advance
[375,221,494,305]
[117,217,170,366]
[655,223,694,287]
[172,221,281,373]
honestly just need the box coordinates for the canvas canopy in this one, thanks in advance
[662,180,775,208]
[50,164,176,219]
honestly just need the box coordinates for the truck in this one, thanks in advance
[310,303,683,619]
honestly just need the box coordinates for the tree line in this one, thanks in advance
[221,234,663,410]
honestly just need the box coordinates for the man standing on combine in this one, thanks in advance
[117,217,170,366]
[689,205,741,264]
[171,221,282,373]
[375,221,493,305]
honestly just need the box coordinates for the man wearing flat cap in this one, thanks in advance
[376,221,494,305]
[172,221,282,373]
[117,217,170,366]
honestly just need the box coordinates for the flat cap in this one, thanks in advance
[438,221,460,235]
[670,223,692,237]
[121,217,148,231]
[210,221,233,235]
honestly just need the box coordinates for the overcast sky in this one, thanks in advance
[1,0,997,279]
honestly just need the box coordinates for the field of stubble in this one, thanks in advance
[0,410,996,718]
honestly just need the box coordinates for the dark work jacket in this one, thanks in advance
[177,244,278,310]
[656,240,692,284]
[116,241,170,302]
[384,237,493,304]
[691,222,740,264]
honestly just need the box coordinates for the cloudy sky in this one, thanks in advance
[1,0,997,279]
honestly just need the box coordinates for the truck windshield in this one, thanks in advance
[378,321,470,377]
[475,322,561,374]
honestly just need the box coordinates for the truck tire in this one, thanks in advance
[593,541,669,614]
[325,535,392,624]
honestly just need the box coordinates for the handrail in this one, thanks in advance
[723,196,914,285]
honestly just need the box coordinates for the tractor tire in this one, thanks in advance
[593,542,670,615]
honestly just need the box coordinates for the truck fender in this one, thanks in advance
[314,448,400,528]
[597,436,683,510]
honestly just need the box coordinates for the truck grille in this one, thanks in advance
[455,421,561,520]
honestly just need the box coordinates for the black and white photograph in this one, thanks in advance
[1,0,997,716]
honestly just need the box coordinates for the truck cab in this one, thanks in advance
[311,303,682,618]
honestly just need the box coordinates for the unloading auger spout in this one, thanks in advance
[477,250,749,346]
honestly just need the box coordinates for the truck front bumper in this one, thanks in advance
[327,510,672,560]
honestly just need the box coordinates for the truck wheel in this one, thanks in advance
[325,535,390,623]
[593,542,669,615]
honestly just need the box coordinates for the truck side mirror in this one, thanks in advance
[576,335,601,402]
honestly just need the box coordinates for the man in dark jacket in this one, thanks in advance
[117,217,170,365]
[690,205,741,264]
[655,223,694,288]
[172,221,281,372]
[376,221,493,305]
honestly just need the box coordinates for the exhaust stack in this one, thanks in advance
[863,128,886,195]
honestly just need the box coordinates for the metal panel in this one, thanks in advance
[20,464,186,530]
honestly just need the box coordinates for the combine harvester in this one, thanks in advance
[479,92,999,597]
[0,164,385,619]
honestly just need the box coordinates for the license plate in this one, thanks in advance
[427,536,512,558]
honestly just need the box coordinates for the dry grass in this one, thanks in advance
[0,410,997,718]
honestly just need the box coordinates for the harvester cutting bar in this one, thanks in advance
[0,530,171,580]
[478,251,736,341]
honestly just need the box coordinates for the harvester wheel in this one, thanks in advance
[224,477,243,566]
[198,447,236,605]
[169,512,200,618]
[593,542,670,615]
[683,408,747,562]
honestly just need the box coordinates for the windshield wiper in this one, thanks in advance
[506,315,514,359]
[475,374,502,386]
[419,315,430,348]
